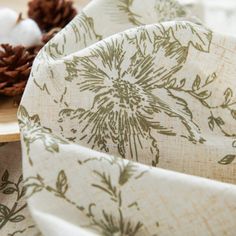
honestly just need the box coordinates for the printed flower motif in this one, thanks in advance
[18,106,68,165]
[59,23,211,165]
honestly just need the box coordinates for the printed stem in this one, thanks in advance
[0,203,17,230]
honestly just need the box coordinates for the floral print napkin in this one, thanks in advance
[5,0,236,235]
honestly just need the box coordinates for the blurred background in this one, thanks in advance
[0,0,89,13]
[0,0,236,35]
[179,0,236,36]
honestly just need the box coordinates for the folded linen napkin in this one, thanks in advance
[18,0,236,235]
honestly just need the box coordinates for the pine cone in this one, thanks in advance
[0,44,35,97]
[27,44,44,56]
[28,0,77,32]
[42,27,62,44]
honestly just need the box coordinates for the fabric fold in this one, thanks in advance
[18,0,236,235]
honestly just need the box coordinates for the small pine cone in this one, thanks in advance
[42,27,62,44]
[28,0,77,32]
[0,44,35,97]
[27,44,44,56]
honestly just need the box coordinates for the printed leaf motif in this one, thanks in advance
[218,155,236,165]
[208,115,225,131]
[196,90,211,99]
[0,204,10,217]
[192,75,201,91]
[44,139,60,153]
[215,117,225,126]
[18,105,40,128]
[206,72,217,85]
[3,187,15,195]
[231,110,236,120]
[1,170,9,182]
[9,215,25,223]
[224,88,233,105]
[208,116,215,131]
[119,162,137,186]
[0,182,7,190]
[24,183,43,198]
[56,170,68,195]
[92,171,117,200]
[17,105,30,123]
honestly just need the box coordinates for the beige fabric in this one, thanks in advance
[10,0,236,235]
[0,142,40,236]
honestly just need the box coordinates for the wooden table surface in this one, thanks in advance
[0,0,89,143]
[0,96,20,142]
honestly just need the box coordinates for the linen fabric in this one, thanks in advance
[0,142,40,236]
[18,0,236,235]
